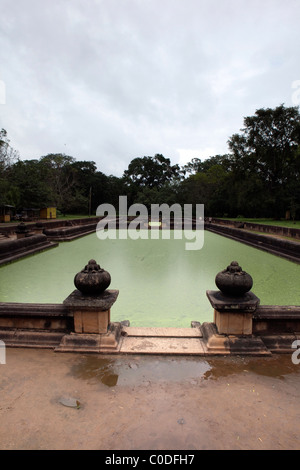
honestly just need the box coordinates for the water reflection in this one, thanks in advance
[69,354,300,387]
[203,355,299,380]
[70,356,119,386]
[70,356,212,387]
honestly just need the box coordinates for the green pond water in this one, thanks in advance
[0,230,299,327]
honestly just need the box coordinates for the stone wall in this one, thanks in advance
[0,234,58,265]
[44,222,98,241]
[0,299,299,354]
[0,302,72,331]
[252,305,300,354]
[0,218,103,263]
[0,217,101,236]
[253,305,300,334]
[210,218,300,240]
[205,222,300,263]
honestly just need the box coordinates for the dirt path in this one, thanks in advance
[0,348,300,450]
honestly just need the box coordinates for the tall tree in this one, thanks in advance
[8,160,51,208]
[0,129,20,206]
[228,105,300,217]
[124,154,180,189]
[39,154,77,213]
[0,129,19,172]
[123,154,181,207]
[181,155,230,176]
[178,161,231,216]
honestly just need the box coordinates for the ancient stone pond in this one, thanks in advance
[0,230,299,328]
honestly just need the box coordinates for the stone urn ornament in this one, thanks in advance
[74,259,111,295]
[215,261,253,297]
[16,222,29,233]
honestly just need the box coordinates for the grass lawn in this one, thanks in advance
[222,218,300,229]
[0,214,93,227]
[56,214,92,219]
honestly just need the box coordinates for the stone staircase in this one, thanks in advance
[119,326,206,355]
[0,233,8,242]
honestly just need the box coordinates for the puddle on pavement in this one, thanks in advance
[69,354,300,387]
[69,356,211,387]
[202,355,300,380]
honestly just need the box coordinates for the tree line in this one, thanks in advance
[1,104,300,219]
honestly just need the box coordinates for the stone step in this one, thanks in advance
[120,335,206,355]
[120,327,205,355]
[122,326,202,338]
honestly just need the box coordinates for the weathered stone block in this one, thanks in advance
[214,309,253,335]
[206,290,260,312]
[73,309,110,334]
[55,322,122,353]
[63,289,119,334]
[200,322,271,356]
[63,289,119,311]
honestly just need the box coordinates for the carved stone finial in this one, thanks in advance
[74,259,111,295]
[16,222,29,233]
[215,261,253,297]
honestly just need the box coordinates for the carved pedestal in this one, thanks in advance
[207,290,260,335]
[204,290,270,355]
[57,288,120,352]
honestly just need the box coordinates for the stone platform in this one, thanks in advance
[0,322,295,355]
[117,325,271,356]
[119,326,206,355]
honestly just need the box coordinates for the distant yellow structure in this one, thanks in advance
[0,205,14,222]
[40,207,56,219]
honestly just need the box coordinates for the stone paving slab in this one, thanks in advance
[120,336,206,355]
[122,327,202,337]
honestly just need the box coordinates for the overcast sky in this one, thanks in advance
[0,0,299,176]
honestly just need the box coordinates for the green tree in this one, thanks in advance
[178,162,230,216]
[228,104,300,217]
[70,161,127,213]
[0,129,20,206]
[39,154,78,213]
[0,129,19,172]
[124,154,180,189]
[8,160,51,208]
[123,154,181,208]
[181,155,230,176]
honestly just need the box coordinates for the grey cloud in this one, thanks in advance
[0,0,299,176]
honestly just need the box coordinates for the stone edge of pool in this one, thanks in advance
[0,217,300,266]
[0,218,299,357]
[0,302,299,357]
[205,222,300,264]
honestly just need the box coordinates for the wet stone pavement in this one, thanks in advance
[0,348,300,450]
